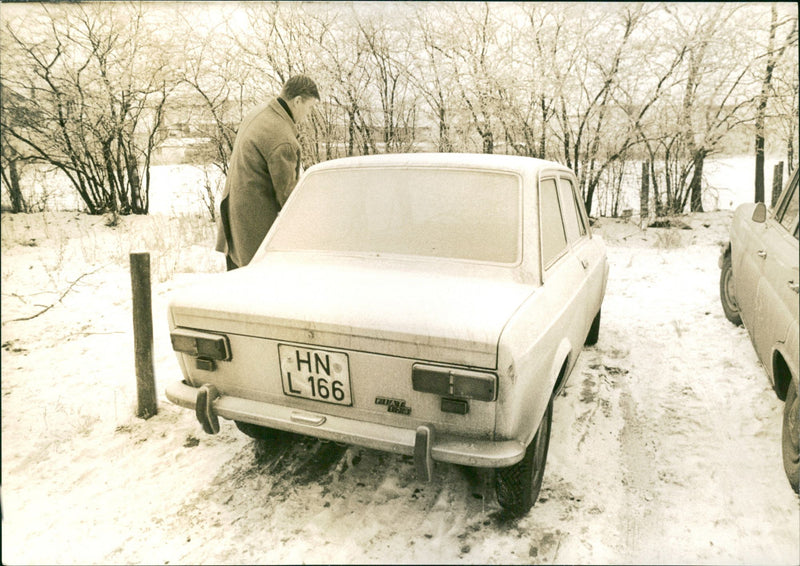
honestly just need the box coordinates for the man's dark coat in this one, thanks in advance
[216,98,301,267]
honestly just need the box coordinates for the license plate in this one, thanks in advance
[278,344,352,406]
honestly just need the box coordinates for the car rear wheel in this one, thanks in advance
[719,253,742,325]
[235,421,303,460]
[235,420,276,440]
[585,308,601,346]
[235,420,302,443]
[782,380,799,493]
[495,396,553,516]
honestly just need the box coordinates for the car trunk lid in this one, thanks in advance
[169,253,534,369]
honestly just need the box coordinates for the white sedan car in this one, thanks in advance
[166,153,609,515]
[719,167,799,492]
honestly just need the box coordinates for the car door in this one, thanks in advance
[539,175,587,356]
[557,175,605,322]
[752,171,799,376]
[732,207,770,332]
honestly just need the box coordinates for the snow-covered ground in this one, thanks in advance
[1,204,798,563]
[3,154,790,217]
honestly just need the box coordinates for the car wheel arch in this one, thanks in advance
[772,349,795,401]
[550,339,573,398]
[512,343,569,454]
[719,250,743,326]
[720,241,732,263]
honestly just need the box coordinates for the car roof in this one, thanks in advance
[305,152,572,176]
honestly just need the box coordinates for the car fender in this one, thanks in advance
[787,322,800,390]
[730,203,759,270]
[549,338,574,398]
[772,323,799,399]
[495,301,573,448]
[517,337,571,448]
[719,241,732,269]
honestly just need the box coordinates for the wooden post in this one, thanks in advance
[771,161,784,208]
[130,252,157,419]
[640,160,650,225]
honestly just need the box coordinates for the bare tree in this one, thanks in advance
[2,2,796,220]
[775,57,800,173]
[301,6,374,157]
[0,78,32,212]
[545,4,648,214]
[754,5,798,201]
[246,6,325,163]
[774,60,799,172]
[1,3,174,214]
[237,2,305,90]
[492,4,559,159]
[354,5,419,153]
[439,2,506,154]
[407,7,459,152]
[176,8,251,176]
[578,5,648,214]
[661,4,760,213]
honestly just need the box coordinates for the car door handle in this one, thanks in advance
[789,281,800,294]
[757,250,767,259]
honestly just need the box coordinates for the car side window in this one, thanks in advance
[557,177,585,242]
[776,174,798,236]
[571,183,591,236]
[540,178,568,267]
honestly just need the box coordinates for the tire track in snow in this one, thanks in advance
[602,242,796,564]
[604,246,710,563]
[148,433,507,563]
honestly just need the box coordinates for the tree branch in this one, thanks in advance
[3,264,109,324]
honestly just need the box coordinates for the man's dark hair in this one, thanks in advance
[281,75,320,101]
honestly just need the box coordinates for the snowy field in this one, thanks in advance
[1,166,799,564]
[2,154,790,217]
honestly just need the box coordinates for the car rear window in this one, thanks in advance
[266,167,521,263]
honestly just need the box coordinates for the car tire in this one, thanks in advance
[235,420,294,442]
[495,396,553,516]
[782,379,799,493]
[235,421,302,461]
[585,308,601,346]
[719,253,742,326]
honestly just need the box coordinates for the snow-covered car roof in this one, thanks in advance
[304,152,570,176]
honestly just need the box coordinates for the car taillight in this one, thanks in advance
[170,328,231,361]
[412,364,497,402]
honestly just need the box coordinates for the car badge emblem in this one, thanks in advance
[375,396,411,415]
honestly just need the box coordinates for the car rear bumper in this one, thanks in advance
[166,380,526,470]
